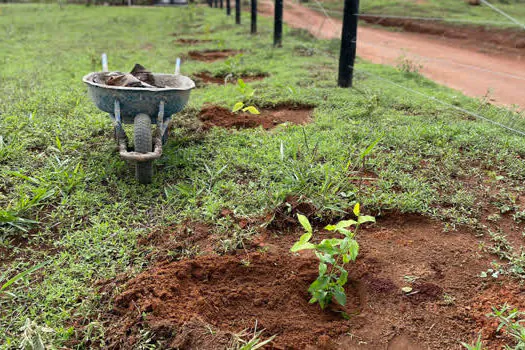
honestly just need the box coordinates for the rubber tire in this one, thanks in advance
[134,114,153,184]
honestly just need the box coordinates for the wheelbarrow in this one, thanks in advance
[82,57,195,184]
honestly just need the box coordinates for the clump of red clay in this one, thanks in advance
[199,105,313,130]
[187,50,242,62]
[193,71,268,85]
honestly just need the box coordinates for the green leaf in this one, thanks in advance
[237,78,246,88]
[297,214,312,234]
[319,263,327,276]
[1,261,49,294]
[316,252,336,264]
[242,106,260,115]
[358,215,375,224]
[290,241,315,252]
[359,134,383,159]
[337,270,348,286]
[333,286,347,306]
[308,275,330,293]
[316,239,342,255]
[335,220,358,229]
[353,203,360,217]
[348,240,359,261]
[324,224,336,231]
[232,101,244,112]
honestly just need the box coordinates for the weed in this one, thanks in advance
[291,203,375,309]
[19,318,55,350]
[229,321,276,350]
[460,333,485,350]
[1,262,47,298]
[396,54,423,75]
[490,304,525,349]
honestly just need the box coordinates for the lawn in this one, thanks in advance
[1,3,525,349]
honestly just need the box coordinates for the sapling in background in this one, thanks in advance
[291,203,375,309]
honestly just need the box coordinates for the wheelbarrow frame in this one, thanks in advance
[83,72,195,183]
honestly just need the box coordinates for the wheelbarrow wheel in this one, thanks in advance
[134,114,153,184]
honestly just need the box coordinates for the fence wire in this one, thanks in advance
[306,0,525,137]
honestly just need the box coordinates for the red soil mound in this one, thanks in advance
[103,213,504,349]
[199,105,313,130]
[187,50,242,62]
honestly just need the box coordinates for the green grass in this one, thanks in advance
[309,0,525,29]
[1,3,525,348]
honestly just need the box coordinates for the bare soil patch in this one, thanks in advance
[174,38,212,45]
[103,213,507,349]
[187,50,242,62]
[198,105,313,130]
[192,71,268,86]
[360,17,525,53]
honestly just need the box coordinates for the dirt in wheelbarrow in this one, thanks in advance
[198,104,314,130]
[99,211,516,349]
[187,49,242,62]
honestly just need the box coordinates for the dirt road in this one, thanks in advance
[258,0,525,108]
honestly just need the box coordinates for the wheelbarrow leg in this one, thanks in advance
[113,100,128,146]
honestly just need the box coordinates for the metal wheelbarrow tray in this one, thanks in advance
[83,72,195,184]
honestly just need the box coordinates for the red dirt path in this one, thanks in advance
[258,0,525,108]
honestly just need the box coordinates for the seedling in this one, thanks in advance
[232,79,259,115]
[232,102,259,115]
[290,203,375,309]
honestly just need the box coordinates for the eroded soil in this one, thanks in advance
[187,50,242,62]
[359,17,525,53]
[198,105,313,130]
[102,211,519,349]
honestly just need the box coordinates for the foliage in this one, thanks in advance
[230,321,276,350]
[232,79,259,114]
[291,203,375,309]
[19,319,55,350]
[490,304,525,349]
[460,333,485,350]
[1,262,48,298]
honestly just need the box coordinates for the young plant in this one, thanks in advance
[232,102,259,115]
[290,203,375,309]
[232,79,259,115]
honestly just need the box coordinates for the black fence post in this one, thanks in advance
[338,0,359,87]
[273,0,282,46]
[235,0,241,24]
[251,0,257,34]
[226,0,231,15]
[220,0,223,8]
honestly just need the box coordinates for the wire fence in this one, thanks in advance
[306,0,525,30]
[305,0,525,137]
